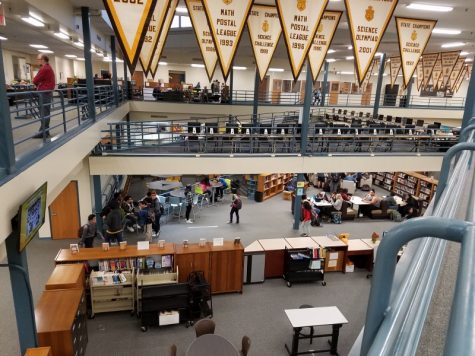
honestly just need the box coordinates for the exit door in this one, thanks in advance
[49,181,80,239]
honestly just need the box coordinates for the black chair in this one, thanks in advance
[416,119,424,127]
[386,115,393,123]
[433,122,441,128]
[395,117,402,124]
[204,123,219,152]
[378,114,384,121]
[186,122,201,152]
[405,118,413,125]
[225,123,239,135]
[257,123,273,152]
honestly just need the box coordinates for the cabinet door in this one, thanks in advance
[192,252,210,282]
[210,250,243,293]
[176,254,194,283]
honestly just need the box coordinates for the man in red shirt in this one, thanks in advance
[32,54,55,138]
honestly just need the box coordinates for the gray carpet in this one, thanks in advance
[0,179,399,356]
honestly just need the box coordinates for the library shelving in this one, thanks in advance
[256,173,293,201]
[283,247,325,287]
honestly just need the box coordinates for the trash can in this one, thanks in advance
[255,191,264,203]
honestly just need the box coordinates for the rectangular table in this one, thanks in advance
[347,239,374,271]
[284,306,348,356]
[258,238,292,278]
[285,237,320,249]
[349,196,371,217]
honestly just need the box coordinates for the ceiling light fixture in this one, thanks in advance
[21,16,45,27]
[116,58,124,63]
[74,40,84,48]
[338,71,354,75]
[327,49,336,54]
[466,58,473,63]
[30,44,48,49]
[175,7,188,13]
[347,45,353,50]
[406,3,453,12]
[76,58,85,61]
[38,49,53,54]
[0,36,7,41]
[54,31,69,40]
[65,54,77,58]
[233,66,247,70]
[441,42,465,48]
[432,28,462,35]
[159,61,168,66]
[460,52,469,56]
[326,59,337,62]
[191,63,205,68]
[103,57,112,62]
[346,56,354,60]
[268,68,284,72]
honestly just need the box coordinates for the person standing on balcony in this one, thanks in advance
[32,54,56,138]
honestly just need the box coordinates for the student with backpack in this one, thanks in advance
[137,201,153,241]
[228,194,242,224]
[79,214,103,248]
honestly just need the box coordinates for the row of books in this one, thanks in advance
[96,255,173,272]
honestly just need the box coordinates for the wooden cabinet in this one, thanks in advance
[35,289,87,356]
[209,242,244,294]
[25,347,52,356]
[45,264,85,291]
[175,244,210,283]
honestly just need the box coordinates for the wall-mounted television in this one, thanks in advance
[18,182,48,252]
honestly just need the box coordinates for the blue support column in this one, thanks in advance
[0,40,16,177]
[111,36,119,107]
[405,77,414,108]
[123,51,129,100]
[462,62,475,129]
[5,228,38,354]
[321,61,329,107]
[252,68,259,126]
[372,53,386,119]
[229,68,234,105]
[81,7,96,121]
[300,62,312,154]
[93,175,103,231]
[292,173,305,230]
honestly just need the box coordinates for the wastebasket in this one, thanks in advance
[255,191,263,203]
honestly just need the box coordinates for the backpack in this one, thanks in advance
[235,198,242,210]
[389,209,402,222]
[78,224,88,239]
[331,212,342,224]
[146,209,156,224]
[360,184,370,191]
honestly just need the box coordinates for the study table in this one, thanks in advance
[169,189,185,199]
[146,180,183,191]
[285,306,348,356]
[349,196,371,217]
[186,334,240,356]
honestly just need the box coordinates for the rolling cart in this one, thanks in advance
[283,247,326,287]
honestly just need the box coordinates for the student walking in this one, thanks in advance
[184,185,194,223]
[228,194,242,224]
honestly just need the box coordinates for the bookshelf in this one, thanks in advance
[373,171,438,212]
[256,173,293,201]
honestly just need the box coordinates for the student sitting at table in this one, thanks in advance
[339,188,351,201]
[121,195,138,232]
[315,191,327,202]
[360,189,382,217]
[137,201,153,241]
[331,194,344,212]
[398,194,420,219]
[383,192,398,210]
[200,177,213,202]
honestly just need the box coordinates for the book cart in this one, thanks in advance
[283,247,326,288]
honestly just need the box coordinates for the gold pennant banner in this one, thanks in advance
[416,61,423,91]
[454,66,467,93]
[389,56,401,88]
[276,0,329,80]
[103,0,157,72]
[139,0,171,75]
[308,10,342,81]
[449,58,465,88]
[361,57,378,91]
[345,0,398,85]
[431,56,442,89]
[247,4,282,81]
[421,53,439,89]
[186,0,218,81]
[395,17,436,88]
[149,0,178,79]
[202,0,254,81]
[440,50,460,89]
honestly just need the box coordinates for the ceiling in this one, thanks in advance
[0,0,474,68]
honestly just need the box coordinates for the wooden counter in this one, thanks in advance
[347,239,374,271]
[258,238,292,278]
[45,264,85,291]
[25,347,52,356]
[55,243,175,263]
[35,289,87,356]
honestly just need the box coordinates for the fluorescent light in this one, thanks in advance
[54,31,69,40]
[461,52,469,56]
[432,28,461,35]
[0,36,6,41]
[346,56,354,60]
[330,0,341,2]
[338,71,354,75]
[233,66,247,70]
[175,7,188,14]
[74,40,84,48]
[90,48,96,53]
[268,68,284,72]
[96,52,104,57]
[65,54,77,58]
[76,58,85,61]
[191,63,205,68]
[30,44,48,49]
[21,16,45,27]
[103,57,112,62]
[347,45,353,50]
[441,42,465,48]
[159,61,168,66]
[407,3,453,12]
[326,59,337,62]
[466,58,473,63]
[38,49,53,54]
[116,58,124,63]
[327,49,336,54]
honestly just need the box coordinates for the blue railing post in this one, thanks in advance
[462,63,475,128]
[321,61,329,107]
[405,77,413,108]
[0,39,16,177]
[229,68,234,105]
[93,175,103,231]
[111,36,119,107]
[81,7,96,121]
[372,53,386,119]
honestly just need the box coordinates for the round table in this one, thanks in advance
[186,334,240,356]
[169,189,185,199]
[147,181,183,191]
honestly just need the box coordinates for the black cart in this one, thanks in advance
[283,247,326,287]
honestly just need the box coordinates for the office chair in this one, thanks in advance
[416,119,424,127]
[194,318,216,337]
[298,305,315,344]
[241,336,251,356]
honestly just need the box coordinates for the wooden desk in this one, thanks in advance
[258,238,292,278]
[284,306,348,356]
[25,347,52,356]
[35,289,87,356]
[285,237,320,249]
[55,243,175,263]
[311,236,348,273]
[45,264,85,291]
[347,239,374,271]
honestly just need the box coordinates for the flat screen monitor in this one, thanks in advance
[405,118,413,125]
[18,182,48,252]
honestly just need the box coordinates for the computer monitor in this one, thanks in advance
[395,117,402,124]
[405,118,413,125]
[259,124,272,135]
[205,123,218,134]
[416,120,424,127]
[433,122,441,128]
[188,122,200,134]
[276,124,288,135]
[225,123,238,134]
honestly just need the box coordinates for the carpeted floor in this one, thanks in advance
[0,178,399,356]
